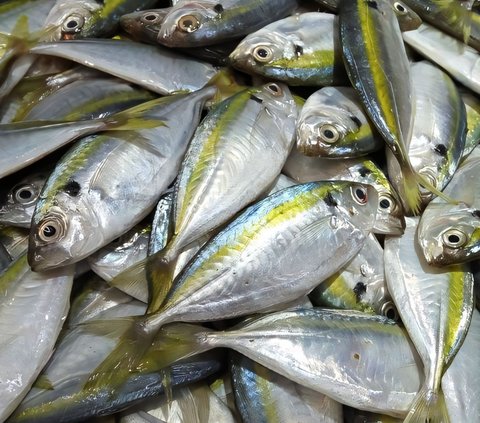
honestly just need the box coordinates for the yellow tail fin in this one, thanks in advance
[404,385,450,423]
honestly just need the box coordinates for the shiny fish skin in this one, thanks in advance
[0,254,74,422]
[462,90,480,158]
[296,86,381,157]
[403,23,480,95]
[157,0,299,48]
[0,0,56,35]
[28,88,214,271]
[230,351,343,423]
[385,217,474,422]
[29,39,218,95]
[418,147,480,266]
[157,309,422,416]
[229,12,347,86]
[387,61,467,211]
[310,233,394,317]
[0,226,29,261]
[0,171,48,228]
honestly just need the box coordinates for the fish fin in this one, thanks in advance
[104,108,167,132]
[146,252,177,313]
[108,258,149,303]
[404,386,450,423]
[84,315,157,390]
[206,68,247,104]
[33,374,54,390]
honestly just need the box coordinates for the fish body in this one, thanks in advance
[418,148,480,266]
[230,351,343,423]
[339,0,422,214]
[29,88,214,271]
[157,0,299,47]
[229,12,346,86]
[387,61,467,210]
[385,217,474,422]
[296,86,381,157]
[462,90,480,158]
[0,254,74,422]
[403,23,480,95]
[310,233,394,317]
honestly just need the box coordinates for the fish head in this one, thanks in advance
[350,161,405,235]
[229,32,297,77]
[156,2,223,47]
[418,203,480,266]
[389,0,422,32]
[42,1,102,40]
[0,173,47,228]
[331,181,379,233]
[120,9,169,43]
[28,194,103,271]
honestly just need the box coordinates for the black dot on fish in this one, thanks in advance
[353,282,366,301]
[472,210,480,219]
[434,144,448,156]
[249,94,263,104]
[350,115,362,128]
[324,192,338,207]
[353,352,360,360]
[64,180,81,197]
[213,4,223,13]
[366,0,379,9]
[358,167,371,177]
[294,44,303,56]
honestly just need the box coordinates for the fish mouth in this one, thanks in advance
[27,246,72,272]
[373,214,406,235]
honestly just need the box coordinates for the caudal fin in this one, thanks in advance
[404,385,450,423]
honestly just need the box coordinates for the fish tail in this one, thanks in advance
[404,385,450,423]
[83,315,158,390]
[206,68,246,104]
[146,323,214,370]
[147,253,177,313]
[103,108,166,131]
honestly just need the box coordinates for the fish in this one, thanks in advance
[402,0,480,51]
[28,88,215,271]
[0,254,74,422]
[403,23,480,96]
[442,309,480,422]
[29,39,218,95]
[0,225,29,261]
[418,147,480,266]
[296,86,382,157]
[145,309,422,416]
[283,150,405,235]
[134,82,297,313]
[148,190,174,256]
[0,0,56,35]
[310,233,395,317]
[156,0,299,48]
[0,170,48,228]
[384,216,474,423]
[229,12,347,86]
[230,351,343,422]
[461,90,480,158]
[42,0,158,40]
[87,180,379,388]
[387,61,467,211]
[339,0,432,215]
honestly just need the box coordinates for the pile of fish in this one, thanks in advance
[1,0,480,422]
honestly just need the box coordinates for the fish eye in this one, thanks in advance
[379,194,395,212]
[252,45,273,63]
[441,229,468,249]
[13,184,37,204]
[265,83,283,97]
[351,185,368,205]
[62,14,85,33]
[381,301,399,321]
[38,219,64,243]
[318,124,340,144]
[393,2,408,14]
[177,14,200,33]
[141,12,161,24]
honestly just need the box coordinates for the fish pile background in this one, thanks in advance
[0,0,479,422]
